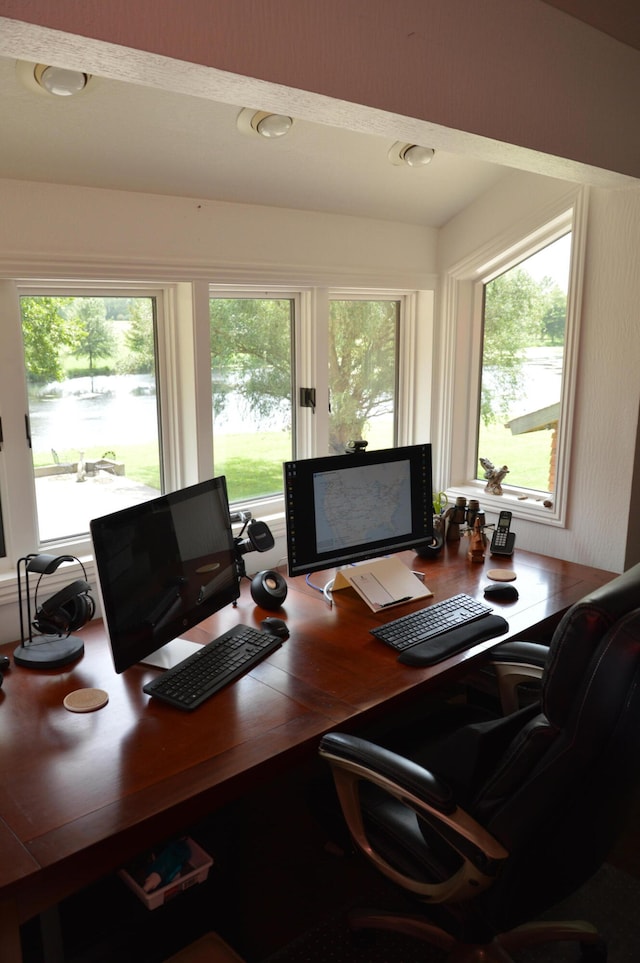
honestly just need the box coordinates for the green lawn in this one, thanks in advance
[477,422,553,492]
[34,421,554,502]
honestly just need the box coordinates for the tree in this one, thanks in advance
[541,284,567,346]
[481,269,555,425]
[71,298,117,390]
[209,298,292,420]
[20,295,79,384]
[209,297,397,453]
[122,298,155,373]
[328,300,396,452]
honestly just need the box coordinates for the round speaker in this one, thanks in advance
[414,529,444,559]
[250,570,288,610]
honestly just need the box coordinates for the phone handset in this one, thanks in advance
[490,510,515,556]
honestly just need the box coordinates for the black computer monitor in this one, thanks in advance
[283,443,433,577]
[90,477,239,673]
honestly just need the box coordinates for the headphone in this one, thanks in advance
[33,577,95,637]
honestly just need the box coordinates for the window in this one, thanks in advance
[477,233,571,496]
[208,291,405,508]
[441,189,587,524]
[20,293,163,543]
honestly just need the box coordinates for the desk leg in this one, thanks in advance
[0,899,23,963]
[39,906,64,963]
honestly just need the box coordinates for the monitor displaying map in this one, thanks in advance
[283,444,433,577]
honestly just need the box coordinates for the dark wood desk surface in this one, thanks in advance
[0,543,614,961]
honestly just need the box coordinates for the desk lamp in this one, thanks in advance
[15,553,94,668]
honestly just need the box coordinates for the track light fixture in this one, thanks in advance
[388,142,435,167]
[237,108,294,139]
[16,60,92,97]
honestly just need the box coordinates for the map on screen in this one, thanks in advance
[313,459,411,553]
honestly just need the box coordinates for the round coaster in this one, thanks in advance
[63,688,109,713]
[487,569,517,582]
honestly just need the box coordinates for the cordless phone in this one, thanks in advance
[490,510,515,556]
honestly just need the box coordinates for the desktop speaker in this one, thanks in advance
[250,570,288,610]
[34,579,95,636]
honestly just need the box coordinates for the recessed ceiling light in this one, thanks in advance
[16,60,92,97]
[388,142,435,167]
[237,108,294,139]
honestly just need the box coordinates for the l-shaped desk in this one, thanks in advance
[0,542,614,962]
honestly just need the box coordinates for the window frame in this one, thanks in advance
[438,187,588,527]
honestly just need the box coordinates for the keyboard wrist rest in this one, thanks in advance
[398,614,509,667]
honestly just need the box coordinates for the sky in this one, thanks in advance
[522,233,571,291]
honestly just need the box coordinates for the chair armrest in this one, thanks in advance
[319,732,508,903]
[488,641,548,714]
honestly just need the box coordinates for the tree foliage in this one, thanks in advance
[122,298,155,373]
[209,298,292,421]
[209,297,397,453]
[328,300,396,452]
[20,296,78,384]
[481,269,565,425]
[71,298,116,372]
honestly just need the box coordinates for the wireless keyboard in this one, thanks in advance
[370,593,493,652]
[143,624,283,710]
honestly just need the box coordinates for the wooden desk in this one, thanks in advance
[0,544,613,962]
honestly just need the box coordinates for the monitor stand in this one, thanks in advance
[141,637,203,670]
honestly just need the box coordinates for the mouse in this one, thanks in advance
[261,617,290,639]
[0,655,10,671]
[483,583,519,602]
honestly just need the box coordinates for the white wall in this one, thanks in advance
[439,170,640,572]
[0,178,437,287]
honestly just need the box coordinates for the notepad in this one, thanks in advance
[332,556,432,612]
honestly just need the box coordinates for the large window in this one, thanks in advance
[442,189,587,524]
[0,280,420,577]
[476,233,571,496]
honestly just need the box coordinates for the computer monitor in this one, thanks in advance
[90,477,239,673]
[283,443,433,577]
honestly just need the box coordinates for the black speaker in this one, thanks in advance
[34,579,95,636]
[250,570,288,610]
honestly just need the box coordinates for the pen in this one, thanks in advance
[381,596,412,608]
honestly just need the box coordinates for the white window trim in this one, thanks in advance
[437,186,589,527]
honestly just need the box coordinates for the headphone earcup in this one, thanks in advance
[34,579,94,636]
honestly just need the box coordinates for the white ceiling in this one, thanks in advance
[0,55,512,229]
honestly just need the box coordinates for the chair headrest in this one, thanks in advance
[543,562,640,725]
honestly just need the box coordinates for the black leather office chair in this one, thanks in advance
[319,564,640,961]
[468,564,640,715]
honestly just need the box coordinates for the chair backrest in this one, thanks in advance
[475,600,640,927]
[542,561,640,726]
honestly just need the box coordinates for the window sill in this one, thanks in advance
[446,483,563,528]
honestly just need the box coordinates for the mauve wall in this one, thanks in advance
[1,0,639,182]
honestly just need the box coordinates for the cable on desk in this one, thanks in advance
[305,573,335,607]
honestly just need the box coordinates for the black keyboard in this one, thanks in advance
[370,593,493,652]
[143,624,283,710]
